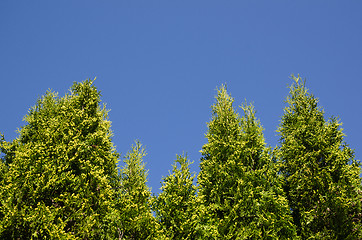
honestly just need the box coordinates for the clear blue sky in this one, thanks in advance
[1,1,361,194]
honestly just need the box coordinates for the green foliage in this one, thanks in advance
[198,85,297,239]
[278,75,362,239]
[0,134,8,181]
[0,76,360,239]
[0,134,7,227]
[0,79,121,239]
[119,141,158,239]
[154,154,201,239]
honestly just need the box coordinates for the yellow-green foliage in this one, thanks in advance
[0,80,121,239]
[154,154,201,239]
[278,75,362,239]
[198,85,297,239]
[118,141,158,239]
[0,77,360,239]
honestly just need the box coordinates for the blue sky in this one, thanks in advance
[1,1,361,194]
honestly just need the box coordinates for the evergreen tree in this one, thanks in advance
[0,154,4,183]
[0,80,121,239]
[119,141,158,239]
[198,85,296,239]
[278,75,362,239]
[0,134,7,225]
[153,154,200,239]
[0,134,8,182]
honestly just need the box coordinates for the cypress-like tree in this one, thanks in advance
[0,134,8,183]
[119,141,158,239]
[0,134,8,225]
[198,85,296,239]
[278,75,362,239]
[0,80,121,239]
[153,154,200,239]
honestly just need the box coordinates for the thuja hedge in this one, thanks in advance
[0,76,361,239]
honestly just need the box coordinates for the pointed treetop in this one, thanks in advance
[212,84,234,114]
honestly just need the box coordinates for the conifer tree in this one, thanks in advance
[278,75,362,239]
[0,80,121,239]
[198,85,296,239]
[153,154,200,239]
[0,134,7,182]
[119,141,158,239]
[0,156,4,183]
[0,134,7,225]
